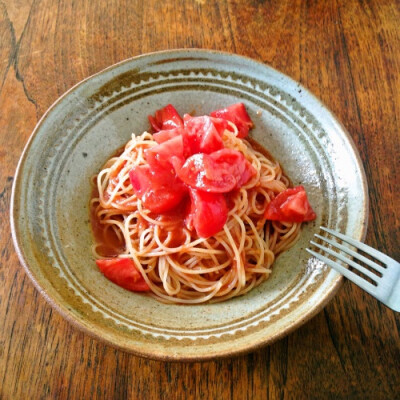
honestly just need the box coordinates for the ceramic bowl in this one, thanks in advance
[11,50,368,361]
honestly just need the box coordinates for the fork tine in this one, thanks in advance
[320,227,391,265]
[306,248,378,295]
[314,234,386,274]
[310,240,380,283]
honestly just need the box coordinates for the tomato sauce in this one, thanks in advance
[90,186,125,257]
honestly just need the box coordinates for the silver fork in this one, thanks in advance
[306,226,400,312]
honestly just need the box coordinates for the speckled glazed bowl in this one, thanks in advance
[11,50,368,361]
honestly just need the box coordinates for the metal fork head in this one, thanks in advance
[306,227,400,312]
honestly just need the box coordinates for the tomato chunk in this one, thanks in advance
[264,186,316,223]
[145,135,185,169]
[148,104,184,132]
[176,149,256,193]
[210,117,230,136]
[129,164,187,213]
[210,103,254,138]
[96,258,150,292]
[183,116,224,156]
[153,127,185,144]
[184,114,229,135]
[177,153,236,193]
[209,149,256,188]
[186,189,228,238]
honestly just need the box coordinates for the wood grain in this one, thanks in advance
[1,0,399,398]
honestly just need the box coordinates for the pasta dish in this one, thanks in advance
[90,103,316,303]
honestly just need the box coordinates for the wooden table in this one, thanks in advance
[1,0,399,398]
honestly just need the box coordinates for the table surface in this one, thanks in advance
[1,0,399,398]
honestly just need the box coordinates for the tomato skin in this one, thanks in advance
[264,186,316,222]
[153,127,184,144]
[183,114,229,133]
[134,136,187,213]
[176,149,256,193]
[209,149,256,188]
[210,103,254,138]
[145,135,185,169]
[129,165,187,213]
[148,104,184,132]
[210,117,230,136]
[96,258,150,292]
[177,153,236,193]
[186,188,228,238]
[183,116,224,156]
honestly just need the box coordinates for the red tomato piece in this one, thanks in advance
[186,188,228,238]
[129,164,187,213]
[176,149,256,193]
[184,114,229,136]
[145,135,185,169]
[170,155,185,172]
[183,116,224,156]
[96,258,150,292]
[148,104,184,132]
[264,186,316,223]
[210,117,230,136]
[129,164,151,193]
[209,149,256,188]
[183,113,192,122]
[176,153,237,193]
[210,103,254,138]
[152,127,185,144]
